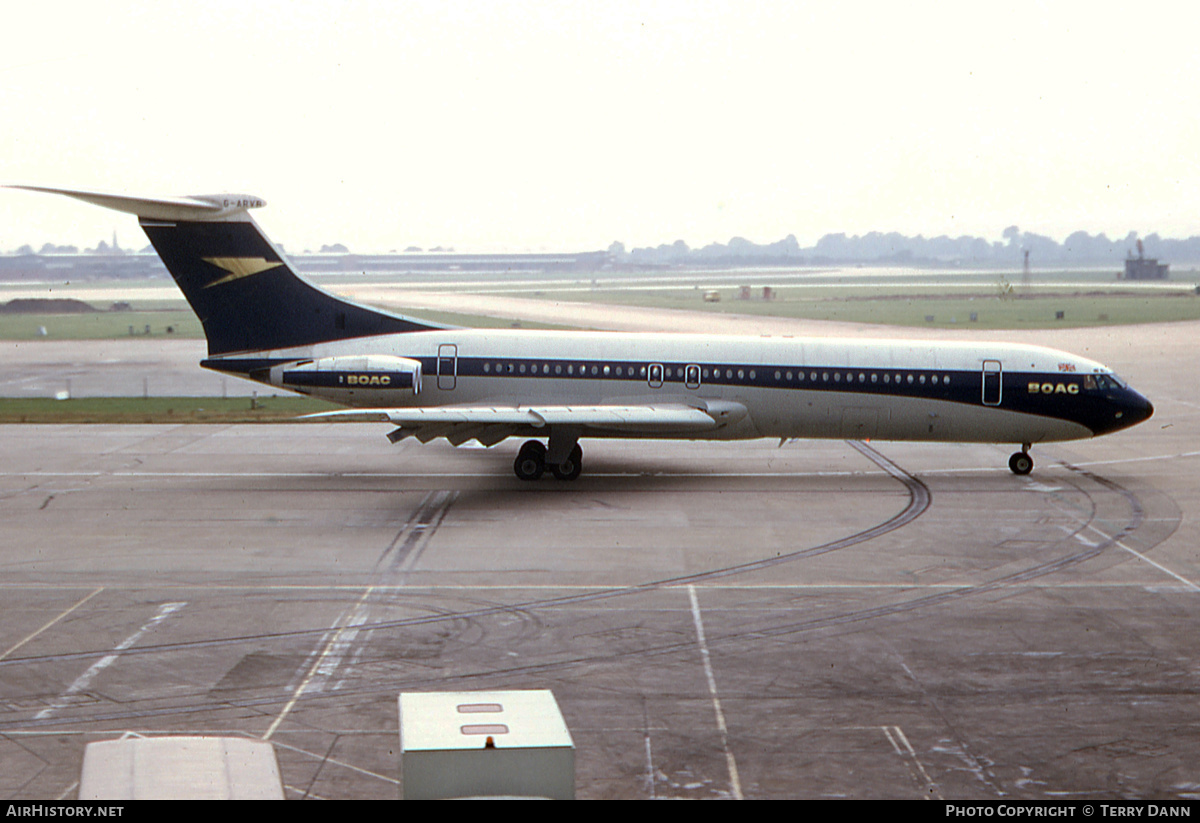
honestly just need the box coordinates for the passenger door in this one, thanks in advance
[438,344,457,391]
[981,360,1002,406]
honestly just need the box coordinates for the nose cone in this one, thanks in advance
[1114,390,1154,432]
[1087,387,1153,437]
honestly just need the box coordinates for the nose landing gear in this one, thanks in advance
[1008,444,1033,475]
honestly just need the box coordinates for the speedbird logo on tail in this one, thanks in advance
[202,257,283,288]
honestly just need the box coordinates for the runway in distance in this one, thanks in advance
[7,185,1155,480]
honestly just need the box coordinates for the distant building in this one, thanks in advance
[1123,240,1169,280]
[1123,256,1169,280]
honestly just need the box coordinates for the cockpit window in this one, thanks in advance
[1094,373,1128,391]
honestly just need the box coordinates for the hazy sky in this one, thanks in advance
[3,1,1199,253]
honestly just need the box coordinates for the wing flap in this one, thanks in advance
[303,402,738,444]
[527,405,717,430]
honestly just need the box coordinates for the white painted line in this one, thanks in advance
[263,585,376,740]
[1090,525,1200,593]
[644,724,656,800]
[267,737,400,786]
[34,602,186,721]
[6,451,1190,480]
[882,725,942,800]
[1065,450,1200,469]
[0,581,1179,596]
[904,450,1200,475]
[688,585,743,800]
[284,784,328,800]
[0,469,878,479]
[1,587,103,662]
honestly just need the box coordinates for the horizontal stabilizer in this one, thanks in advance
[4,185,264,222]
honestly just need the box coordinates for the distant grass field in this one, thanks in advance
[0,308,204,340]
[518,284,1200,329]
[4,271,1200,338]
[0,396,341,424]
[0,302,562,340]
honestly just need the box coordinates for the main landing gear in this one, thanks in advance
[1008,444,1033,475]
[514,439,583,482]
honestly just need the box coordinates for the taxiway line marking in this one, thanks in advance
[1064,450,1200,469]
[5,452,1192,480]
[33,602,185,721]
[644,719,656,800]
[263,585,376,741]
[4,449,1197,481]
[1,587,103,662]
[688,584,743,800]
[1,469,882,479]
[1091,526,1200,593]
[0,581,1180,593]
[882,725,942,800]
[267,737,399,786]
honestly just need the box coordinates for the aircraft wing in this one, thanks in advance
[302,402,745,446]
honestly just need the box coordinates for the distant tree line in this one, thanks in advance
[8,241,155,256]
[611,226,1200,267]
[10,226,1200,267]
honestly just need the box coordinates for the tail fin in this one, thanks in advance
[6,186,443,356]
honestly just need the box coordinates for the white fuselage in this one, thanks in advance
[235,328,1123,445]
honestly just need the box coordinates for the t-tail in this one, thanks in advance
[5,186,444,357]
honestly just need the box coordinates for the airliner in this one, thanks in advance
[7,186,1154,480]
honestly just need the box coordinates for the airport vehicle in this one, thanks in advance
[7,186,1154,480]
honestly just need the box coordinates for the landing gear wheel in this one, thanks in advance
[1009,451,1033,475]
[514,440,546,481]
[550,444,583,481]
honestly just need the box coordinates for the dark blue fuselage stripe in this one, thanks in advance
[203,354,1132,434]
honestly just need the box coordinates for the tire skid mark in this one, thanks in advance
[0,442,929,674]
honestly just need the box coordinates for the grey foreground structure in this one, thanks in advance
[79,737,284,800]
[399,690,574,799]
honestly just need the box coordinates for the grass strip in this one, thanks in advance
[0,396,343,424]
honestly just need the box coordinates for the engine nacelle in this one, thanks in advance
[277,355,422,397]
